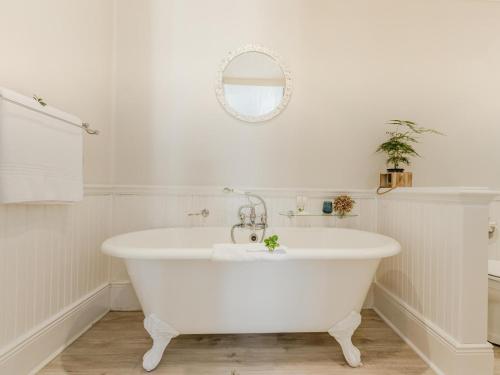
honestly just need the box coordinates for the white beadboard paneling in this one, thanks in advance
[375,189,496,374]
[109,282,141,311]
[0,195,112,357]
[377,199,465,339]
[377,189,494,343]
[2,184,492,375]
[0,284,109,375]
[109,187,377,283]
[374,283,493,375]
[111,188,376,232]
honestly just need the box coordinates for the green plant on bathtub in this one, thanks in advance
[264,235,280,252]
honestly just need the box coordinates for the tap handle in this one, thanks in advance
[187,209,209,218]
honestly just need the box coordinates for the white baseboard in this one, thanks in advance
[110,281,141,311]
[373,282,493,375]
[0,284,110,375]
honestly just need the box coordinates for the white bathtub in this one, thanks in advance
[102,227,400,371]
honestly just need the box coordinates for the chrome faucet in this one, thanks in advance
[223,187,268,243]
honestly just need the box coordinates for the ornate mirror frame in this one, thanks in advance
[215,44,293,123]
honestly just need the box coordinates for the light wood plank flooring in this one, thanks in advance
[495,344,500,375]
[39,310,436,375]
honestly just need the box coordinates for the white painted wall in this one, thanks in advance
[0,0,114,184]
[1,1,499,373]
[113,0,500,189]
[0,1,114,373]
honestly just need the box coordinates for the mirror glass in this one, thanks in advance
[216,46,291,122]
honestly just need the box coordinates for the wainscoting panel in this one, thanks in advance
[0,193,112,370]
[376,198,463,338]
[374,189,496,375]
[1,185,496,374]
[110,187,377,285]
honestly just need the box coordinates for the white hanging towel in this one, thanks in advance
[0,88,83,203]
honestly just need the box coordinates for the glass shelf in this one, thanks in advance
[279,210,358,218]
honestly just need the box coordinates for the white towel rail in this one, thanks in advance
[2,96,99,135]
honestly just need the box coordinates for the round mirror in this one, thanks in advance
[216,45,292,123]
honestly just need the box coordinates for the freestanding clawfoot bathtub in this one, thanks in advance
[102,227,400,371]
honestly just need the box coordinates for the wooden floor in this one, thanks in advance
[495,344,500,375]
[39,310,437,375]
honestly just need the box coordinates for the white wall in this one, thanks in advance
[0,1,115,373]
[114,0,500,190]
[1,1,499,373]
[0,0,114,184]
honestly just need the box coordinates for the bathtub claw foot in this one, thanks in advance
[143,314,179,371]
[328,311,362,367]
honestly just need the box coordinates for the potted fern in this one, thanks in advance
[376,120,443,172]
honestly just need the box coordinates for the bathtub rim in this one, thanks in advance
[101,227,401,260]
